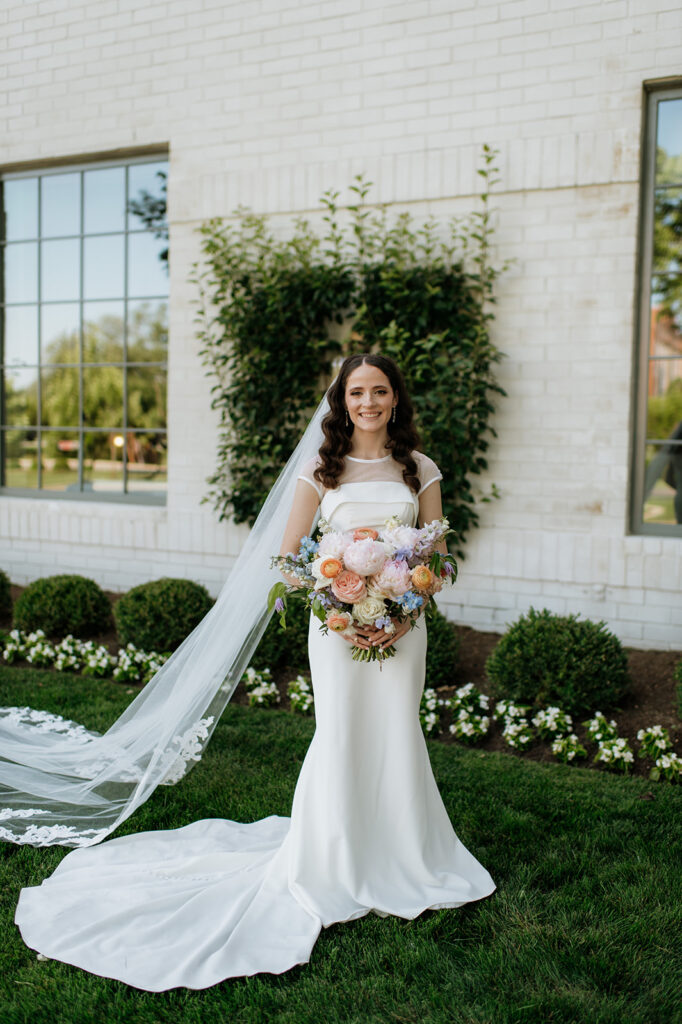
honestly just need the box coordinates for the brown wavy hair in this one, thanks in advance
[314,353,422,493]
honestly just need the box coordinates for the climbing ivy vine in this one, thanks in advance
[193,145,508,556]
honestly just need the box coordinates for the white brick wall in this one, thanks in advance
[1,0,681,648]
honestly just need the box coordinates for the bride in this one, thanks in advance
[10,353,496,991]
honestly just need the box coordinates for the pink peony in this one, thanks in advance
[369,559,412,600]
[343,538,387,577]
[331,570,367,604]
[381,524,420,557]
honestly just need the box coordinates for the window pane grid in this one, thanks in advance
[633,85,682,533]
[78,172,84,491]
[123,164,129,494]
[0,157,168,500]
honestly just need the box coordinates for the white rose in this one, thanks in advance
[353,595,387,626]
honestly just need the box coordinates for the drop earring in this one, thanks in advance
[391,406,396,423]
[345,410,349,427]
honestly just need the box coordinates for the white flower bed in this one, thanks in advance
[493,699,535,750]
[551,733,587,764]
[1,629,167,685]
[242,667,280,707]
[651,751,682,783]
[287,674,314,715]
[593,736,635,773]
[419,687,442,736]
[443,683,490,743]
[532,706,573,740]
[3,629,680,783]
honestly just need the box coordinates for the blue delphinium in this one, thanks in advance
[396,591,424,612]
[299,536,319,559]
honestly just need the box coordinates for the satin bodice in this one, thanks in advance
[319,480,419,532]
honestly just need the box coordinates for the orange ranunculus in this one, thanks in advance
[327,611,354,632]
[319,557,343,579]
[353,527,379,542]
[411,565,434,591]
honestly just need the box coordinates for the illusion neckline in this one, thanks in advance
[346,454,393,463]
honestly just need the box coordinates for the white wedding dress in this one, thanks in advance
[14,459,496,991]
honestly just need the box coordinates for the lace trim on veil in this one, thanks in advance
[0,394,331,847]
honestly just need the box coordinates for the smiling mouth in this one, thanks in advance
[359,412,381,418]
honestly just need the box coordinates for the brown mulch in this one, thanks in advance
[3,587,681,780]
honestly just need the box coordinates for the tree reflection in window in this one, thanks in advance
[0,157,168,500]
[640,94,682,529]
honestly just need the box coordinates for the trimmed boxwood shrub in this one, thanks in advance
[425,607,460,689]
[113,577,214,652]
[13,574,112,638]
[0,570,11,622]
[254,598,310,674]
[485,607,631,716]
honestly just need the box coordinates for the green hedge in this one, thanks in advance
[425,607,460,689]
[485,607,631,716]
[195,151,508,558]
[113,577,214,652]
[254,599,310,674]
[0,570,11,621]
[13,575,112,638]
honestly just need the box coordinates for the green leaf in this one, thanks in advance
[267,581,288,614]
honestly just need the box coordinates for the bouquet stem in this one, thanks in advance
[351,644,397,668]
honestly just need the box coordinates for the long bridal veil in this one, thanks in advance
[0,393,330,848]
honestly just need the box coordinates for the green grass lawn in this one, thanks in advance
[1,666,681,1024]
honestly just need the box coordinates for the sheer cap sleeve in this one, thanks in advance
[413,451,443,495]
[297,455,323,500]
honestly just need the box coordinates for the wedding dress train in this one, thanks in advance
[14,472,496,991]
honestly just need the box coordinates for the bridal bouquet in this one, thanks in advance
[268,516,457,663]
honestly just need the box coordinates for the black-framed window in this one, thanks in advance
[0,155,168,503]
[632,84,682,534]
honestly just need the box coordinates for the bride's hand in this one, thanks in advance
[341,625,376,649]
[369,597,430,650]
[344,618,411,651]
[376,617,412,651]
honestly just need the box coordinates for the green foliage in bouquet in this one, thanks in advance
[114,578,213,652]
[13,574,112,638]
[193,145,509,558]
[486,607,631,717]
[424,607,461,689]
[0,569,12,622]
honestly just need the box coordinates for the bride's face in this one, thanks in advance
[344,363,396,433]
